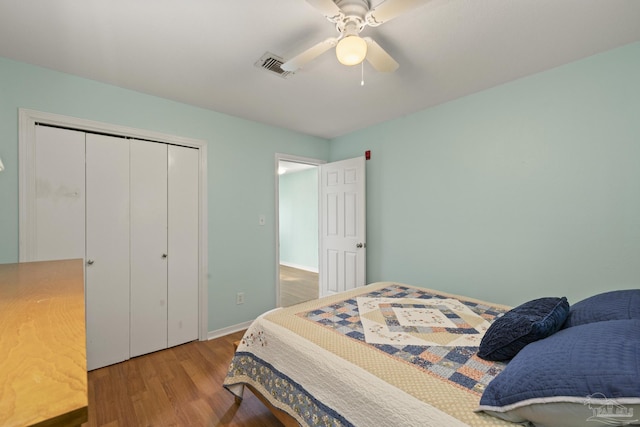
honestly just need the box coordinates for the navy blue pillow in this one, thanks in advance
[477,297,569,361]
[563,289,640,328]
[478,319,640,410]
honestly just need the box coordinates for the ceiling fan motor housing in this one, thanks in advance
[333,0,370,34]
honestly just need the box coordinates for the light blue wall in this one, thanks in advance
[279,168,319,271]
[0,56,329,332]
[329,41,640,307]
[3,39,640,330]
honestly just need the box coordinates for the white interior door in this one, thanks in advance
[33,126,85,261]
[167,145,199,347]
[85,134,130,370]
[130,140,168,357]
[319,156,366,296]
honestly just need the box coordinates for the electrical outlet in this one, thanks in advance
[236,292,245,305]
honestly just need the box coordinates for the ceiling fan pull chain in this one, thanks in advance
[361,61,365,86]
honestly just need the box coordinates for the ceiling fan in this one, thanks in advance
[280,0,428,73]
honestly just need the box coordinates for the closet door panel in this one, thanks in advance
[167,145,199,347]
[34,126,85,261]
[85,134,130,370]
[130,140,168,357]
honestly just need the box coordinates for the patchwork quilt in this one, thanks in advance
[224,282,515,427]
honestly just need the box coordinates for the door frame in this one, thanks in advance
[18,108,209,342]
[274,153,325,306]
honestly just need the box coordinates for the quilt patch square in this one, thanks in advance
[382,303,458,330]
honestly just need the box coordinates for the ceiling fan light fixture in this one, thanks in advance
[336,35,368,66]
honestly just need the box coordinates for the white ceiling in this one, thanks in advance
[1,0,639,139]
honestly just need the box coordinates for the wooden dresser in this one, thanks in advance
[0,259,88,427]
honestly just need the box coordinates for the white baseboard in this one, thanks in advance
[280,261,319,273]
[207,320,254,340]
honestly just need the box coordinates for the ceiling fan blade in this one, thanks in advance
[366,0,429,26]
[281,38,339,72]
[306,0,343,20]
[364,37,399,72]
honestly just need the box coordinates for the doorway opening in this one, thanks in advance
[275,154,324,307]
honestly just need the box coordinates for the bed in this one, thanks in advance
[224,282,640,427]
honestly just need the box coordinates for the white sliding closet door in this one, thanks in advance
[33,126,85,261]
[22,114,205,369]
[85,134,130,370]
[167,145,199,347]
[130,140,169,357]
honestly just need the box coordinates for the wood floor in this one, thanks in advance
[82,330,282,427]
[81,268,320,426]
[279,264,319,307]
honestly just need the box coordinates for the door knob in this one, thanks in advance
[356,243,365,249]
[162,253,168,258]
[87,259,95,265]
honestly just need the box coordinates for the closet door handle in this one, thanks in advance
[162,253,168,258]
[87,259,95,265]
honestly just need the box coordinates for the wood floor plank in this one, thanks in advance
[82,330,282,427]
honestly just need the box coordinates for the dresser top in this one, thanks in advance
[0,259,88,427]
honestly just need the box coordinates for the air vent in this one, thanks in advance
[255,52,294,79]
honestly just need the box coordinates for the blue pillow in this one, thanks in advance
[477,297,569,361]
[563,289,640,328]
[477,319,640,427]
